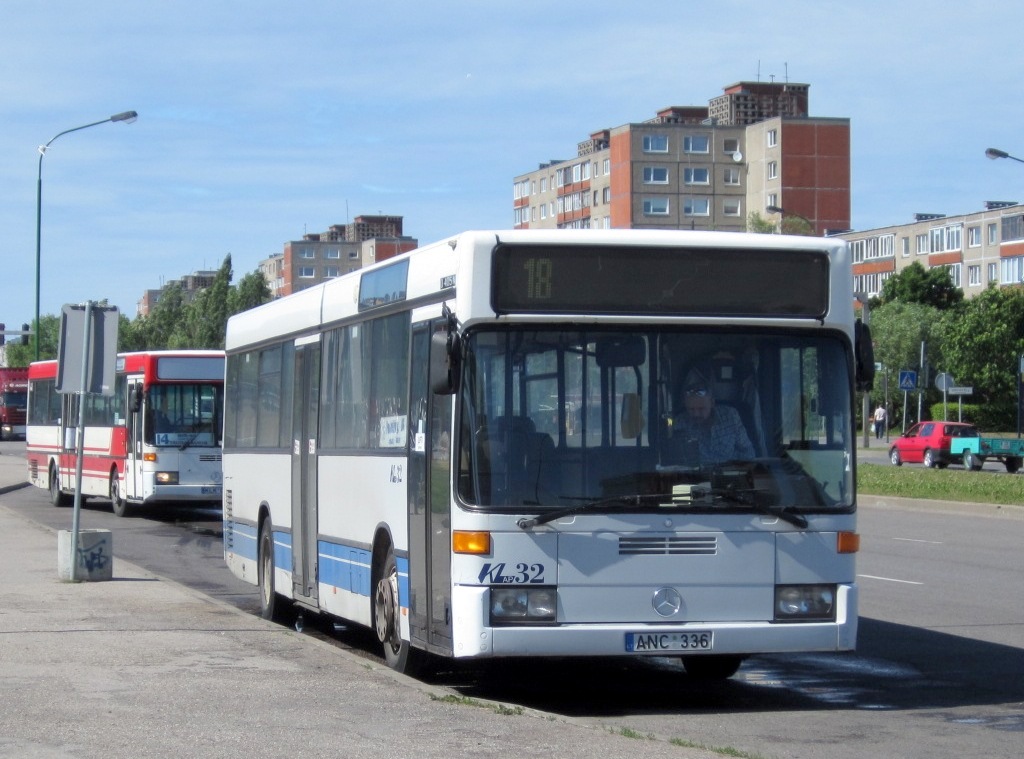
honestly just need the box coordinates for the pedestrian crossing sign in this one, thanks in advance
[898,370,917,391]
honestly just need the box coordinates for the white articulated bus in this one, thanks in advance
[222,229,874,678]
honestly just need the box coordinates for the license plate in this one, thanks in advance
[201,486,222,495]
[625,631,714,652]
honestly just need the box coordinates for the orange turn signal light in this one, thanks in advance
[837,531,860,554]
[452,531,491,555]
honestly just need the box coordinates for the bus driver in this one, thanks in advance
[672,360,755,466]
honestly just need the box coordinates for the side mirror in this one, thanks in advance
[131,386,143,412]
[854,319,875,392]
[430,330,461,395]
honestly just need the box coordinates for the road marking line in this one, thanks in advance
[857,574,924,585]
[892,537,944,545]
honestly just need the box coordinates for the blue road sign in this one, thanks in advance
[899,370,917,391]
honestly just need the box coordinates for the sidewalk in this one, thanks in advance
[0,453,718,759]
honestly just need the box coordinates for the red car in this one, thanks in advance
[888,421,980,468]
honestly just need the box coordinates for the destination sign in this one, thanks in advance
[491,244,830,318]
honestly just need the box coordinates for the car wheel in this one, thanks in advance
[889,448,902,466]
[1006,457,1021,474]
[923,449,936,468]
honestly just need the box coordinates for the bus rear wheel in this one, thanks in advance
[374,547,418,674]
[258,519,285,621]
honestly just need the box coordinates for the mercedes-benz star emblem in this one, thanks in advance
[652,587,682,617]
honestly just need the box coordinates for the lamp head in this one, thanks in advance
[986,148,1009,160]
[766,204,784,215]
[110,111,138,124]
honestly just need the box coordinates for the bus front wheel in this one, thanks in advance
[109,469,129,518]
[49,464,70,507]
[374,547,418,674]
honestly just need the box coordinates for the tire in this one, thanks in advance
[374,546,419,674]
[682,655,744,680]
[923,449,936,468]
[1005,457,1021,474]
[109,468,129,518]
[258,519,285,621]
[889,448,902,467]
[964,451,983,471]
[49,463,70,507]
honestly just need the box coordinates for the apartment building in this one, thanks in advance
[260,215,418,298]
[512,80,850,236]
[843,201,1024,299]
[137,270,219,317]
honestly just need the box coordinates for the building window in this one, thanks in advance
[767,129,778,147]
[988,222,998,245]
[968,265,981,286]
[642,134,669,153]
[723,198,741,217]
[325,248,340,259]
[767,193,778,208]
[540,204,547,220]
[642,166,669,184]
[968,226,981,247]
[602,188,610,204]
[1001,255,1024,283]
[850,239,865,263]
[1002,214,1024,242]
[723,138,739,154]
[603,158,611,174]
[929,228,945,253]
[916,233,928,255]
[988,262,998,284]
[683,197,710,216]
[767,161,778,180]
[643,197,670,215]
[723,167,740,185]
[349,251,359,259]
[683,135,710,153]
[945,224,962,251]
[901,237,910,257]
[945,263,962,287]
[298,267,315,278]
[325,266,340,278]
[300,248,315,259]
[684,167,710,185]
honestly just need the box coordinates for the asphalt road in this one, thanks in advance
[3,440,1022,759]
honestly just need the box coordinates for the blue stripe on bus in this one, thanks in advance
[225,521,409,604]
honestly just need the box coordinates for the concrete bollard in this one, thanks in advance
[58,529,113,582]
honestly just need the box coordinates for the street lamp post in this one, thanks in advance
[34,111,138,360]
[985,147,1024,164]
[766,204,815,234]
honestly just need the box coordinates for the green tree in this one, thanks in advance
[878,261,963,310]
[936,285,1024,429]
[868,301,944,422]
[229,269,271,314]
[746,211,777,234]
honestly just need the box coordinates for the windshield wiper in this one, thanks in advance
[517,494,671,530]
[705,487,808,528]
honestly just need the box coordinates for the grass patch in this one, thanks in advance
[428,693,523,715]
[670,738,766,758]
[857,462,1024,505]
[617,727,654,740]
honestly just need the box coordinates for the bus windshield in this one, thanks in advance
[457,327,853,514]
[145,383,223,448]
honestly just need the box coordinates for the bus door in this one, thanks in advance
[290,338,320,605]
[126,377,145,500]
[407,321,453,654]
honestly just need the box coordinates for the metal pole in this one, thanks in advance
[69,301,94,582]
[33,112,137,361]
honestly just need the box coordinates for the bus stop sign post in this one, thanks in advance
[56,302,119,582]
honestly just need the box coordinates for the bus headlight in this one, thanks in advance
[774,584,836,622]
[489,587,557,625]
[155,472,179,485]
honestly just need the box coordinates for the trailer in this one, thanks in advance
[950,435,1024,473]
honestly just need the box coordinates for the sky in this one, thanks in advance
[2,1,1023,328]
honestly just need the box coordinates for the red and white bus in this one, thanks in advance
[26,350,224,517]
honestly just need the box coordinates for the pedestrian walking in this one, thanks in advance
[873,404,887,439]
